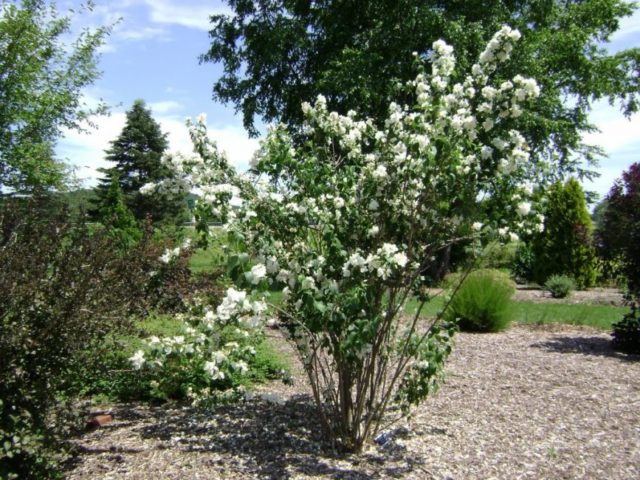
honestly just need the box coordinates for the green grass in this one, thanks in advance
[404,295,624,330]
[187,226,229,274]
[189,246,225,274]
[510,301,626,330]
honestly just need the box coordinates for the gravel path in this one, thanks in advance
[67,323,640,479]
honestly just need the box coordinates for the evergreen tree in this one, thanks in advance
[532,178,597,288]
[92,99,187,224]
[99,175,142,251]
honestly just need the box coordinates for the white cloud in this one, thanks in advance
[149,100,183,114]
[118,26,168,41]
[611,9,640,43]
[583,101,640,154]
[142,0,231,31]
[58,112,128,186]
[582,100,640,199]
[57,110,258,187]
[157,117,259,171]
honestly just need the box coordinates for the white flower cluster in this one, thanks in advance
[159,247,181,264]
[129,297,262,400]
[340,244,409,280]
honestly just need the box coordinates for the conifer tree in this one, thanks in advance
[92,100,187,224]
[532,178,597,288]
[99,175,142,250]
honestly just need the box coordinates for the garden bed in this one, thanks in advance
[67,324,639,479]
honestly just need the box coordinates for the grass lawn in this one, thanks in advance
[510,301,627,330]
[399,294,625,330]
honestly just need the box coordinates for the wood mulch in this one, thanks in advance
[66,290,639,479]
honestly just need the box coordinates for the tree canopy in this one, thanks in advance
[202,0,640,179]
[0,0,111,193]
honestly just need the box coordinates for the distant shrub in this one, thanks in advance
[544,274,576,298]
[477,240,519,270]
[611,299,640,354]
[444,269,516,332]
[511,242,536,284]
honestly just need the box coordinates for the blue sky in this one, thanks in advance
[56,0,640,201]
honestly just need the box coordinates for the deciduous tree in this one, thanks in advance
[202,0,640,180]
[0,0,111,193]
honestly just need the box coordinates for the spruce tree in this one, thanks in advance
[92,99,187,224]
[532,178,597,288]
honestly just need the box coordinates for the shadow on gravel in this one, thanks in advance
[531,335,640,362]
[136,394,422,479]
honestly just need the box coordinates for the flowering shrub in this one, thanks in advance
[128,290,281,404]
[147,26,544,451]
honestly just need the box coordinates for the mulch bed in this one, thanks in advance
[67,317,640,479]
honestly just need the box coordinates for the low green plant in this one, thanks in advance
[444,269,516,332]
[544,274,576,299]
[611,299,640,354]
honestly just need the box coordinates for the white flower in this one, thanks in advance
[233,360,249,374]
[516,201,531,216]
[509,232,520,242]
[301,276,317,291]
[129,350,145,370]
[472,222,483,231]
[368,199,379,211]
[367,225,380,237]
[269,192,284,203]
[391,252,409,268]
[245,263,267,285]
[212,351,227,364]
[480,146,493,160]
[204,361,225,380]
[266,256,280,274]
[372,165,387,179]
[139,182,156,195]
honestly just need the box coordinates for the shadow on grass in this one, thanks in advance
[130,394,422,479]
[531,335,640,362]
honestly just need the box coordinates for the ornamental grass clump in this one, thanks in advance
[147,26,544,451]
[444,269,516,332]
